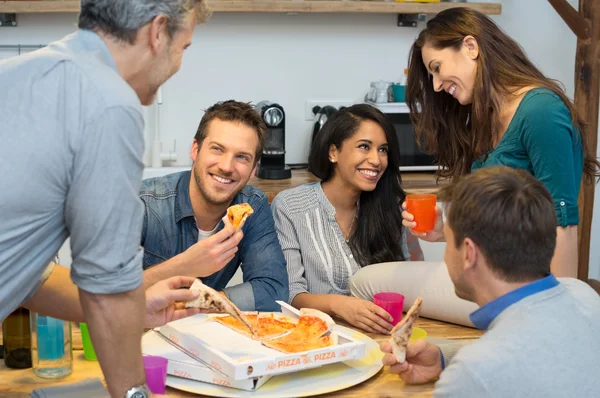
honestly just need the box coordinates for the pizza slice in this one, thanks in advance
[389,296,423,363]
[293,308,335,339]
[225,203,254,230]
[262,332,338,354]
[210,313,259,340]
[185,279,255,336]
[255,313,297,340]
[260,308,336,353]
[211,312,297,341]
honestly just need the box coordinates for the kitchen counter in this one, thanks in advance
[250,168,445,203]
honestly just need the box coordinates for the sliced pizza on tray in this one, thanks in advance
[211,312,297,340]
[185,279,255,336]
[261,308,338,354]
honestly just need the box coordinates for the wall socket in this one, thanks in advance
[304,100,355,121]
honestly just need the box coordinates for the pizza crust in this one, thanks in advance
[388,296,423,363]
[261,332,339,354]
[185,279,255,335]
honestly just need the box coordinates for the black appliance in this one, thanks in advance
[255,101,291,180]
[311,105,338,146]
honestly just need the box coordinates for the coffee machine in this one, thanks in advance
[254,101,291,180]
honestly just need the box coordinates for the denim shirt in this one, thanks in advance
[139,171,288,312]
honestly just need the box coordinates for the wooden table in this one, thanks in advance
[0,319,482,397]
[250,169,444,203]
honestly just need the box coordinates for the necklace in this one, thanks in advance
[342,213,358,242]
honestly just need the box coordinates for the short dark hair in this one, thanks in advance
[309,103,407,266]
[439,166,556,282]
[194,100,267,164]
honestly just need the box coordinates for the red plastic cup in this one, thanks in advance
[406,194,437,233]
[143,355,168,394]
[374,292,405,326]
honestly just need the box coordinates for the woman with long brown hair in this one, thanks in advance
[404,7,598,277]
[350,7,599,327]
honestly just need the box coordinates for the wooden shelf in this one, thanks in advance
[0,1,501,15]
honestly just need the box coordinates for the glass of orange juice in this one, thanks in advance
[406,194,437,233]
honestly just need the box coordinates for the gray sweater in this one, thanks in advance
[435,278,600,398]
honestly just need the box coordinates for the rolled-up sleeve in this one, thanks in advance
[66,105,145,294]
[225,195,289,312]
[272,195,307,303]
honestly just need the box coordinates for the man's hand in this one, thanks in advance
[144,224,243,288]
[381,339,443,384]
[144,276,204,328]
[181,225,243,277]
[331,296,394,334]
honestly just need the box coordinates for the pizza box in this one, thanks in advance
[158,300,367,380]
[142,330,271,391]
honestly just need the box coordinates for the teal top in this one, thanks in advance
[471,88,583,227]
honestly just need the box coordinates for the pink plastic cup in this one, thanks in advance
[143,355,168,394]
[374,292,405,326]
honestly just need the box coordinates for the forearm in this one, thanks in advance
[79,285,146,398]
[144,253,190,288]
[226,275,288,312]
[291,293,345,316]
[22,264,84,322]
[550,226,578,278]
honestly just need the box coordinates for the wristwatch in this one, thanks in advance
[125,384,151,398]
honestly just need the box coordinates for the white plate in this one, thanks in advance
[162,325,383,397]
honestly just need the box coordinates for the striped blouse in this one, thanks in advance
[271,182,410,303]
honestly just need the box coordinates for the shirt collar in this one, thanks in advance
[175,171,195,223]
[75,30,119,73]
[315,183,336,219]
[469,274,559,330]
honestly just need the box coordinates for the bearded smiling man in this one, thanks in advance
[140,100,289,312]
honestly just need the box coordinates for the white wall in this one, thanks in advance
[3,0,598,274]
[0,1,579,164]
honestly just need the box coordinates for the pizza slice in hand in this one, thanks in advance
[389,296,423,363]
[225,203,254,230]
[185,279,255,336]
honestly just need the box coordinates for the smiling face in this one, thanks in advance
[190,118,258,206]
[328,119,389,194]
[421,36,479,105]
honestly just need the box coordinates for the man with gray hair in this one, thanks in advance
[0,1,210,397]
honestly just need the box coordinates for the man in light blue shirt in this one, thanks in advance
[0,1,210,396]
[381,166,600,397]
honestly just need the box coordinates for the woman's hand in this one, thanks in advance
[401,202,445,242]
[331,296,394,334]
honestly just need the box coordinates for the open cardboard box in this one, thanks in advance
[158,300,366,380]
[143,330,271,391]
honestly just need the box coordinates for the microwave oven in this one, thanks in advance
[369,102,438,171]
